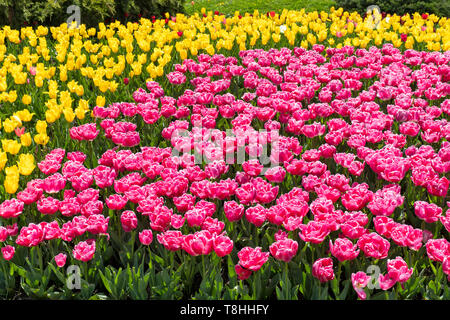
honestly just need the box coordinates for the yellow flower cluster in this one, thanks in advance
[0,7,448,193]
[2,152,35,194]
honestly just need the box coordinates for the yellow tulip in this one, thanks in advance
[393,39,402,47]
[179,49,187,60]
[206,45,215,55]
[36,120,47,134]
[190,47,198,56]
[96,95,106,107]
[318,30,327,42]
[156,66,164,77]
[1,139,21,155]
[48,80,58,99]
[7,90,17,103]
[2,118,19,133]
[109,81,118,92]
[59,66,67,82]
[78,99,89,111]
[99,80,109,93]
[90,54,98,64]
[75,106,87,120]
[352,37,361,47]
[272,33,281,43]
[63,107,76,122]
[76,85,84,96]
[34,133,49,145]
[0,150,7,170]
[307,33,317,45]
[17,153,35,176]
[4,175,19,194]
[35,75,44,87]
[15,109,33,122]
[20,132,32,147]
[432,42,440,51]
[0,79,6,92]
[45,108,60,123]
[22,94,31,105]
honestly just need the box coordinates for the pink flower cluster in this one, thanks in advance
[1,44,449,299]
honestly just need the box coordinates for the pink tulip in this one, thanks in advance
[1,245,15,260]
[54,253,67,267]
[224,201,245,222]
[312,258,334,283]
[298,221,330,244]
[237,247,269,272]
[269,238,298,262]
[213,234,234,257]
[329,238,360,261]
[120,210,138,232]
[386,256,413,283]
[182,230,214,256]
[157,230,184,251]
[139,229,153,245]
[426,238,450,262]
[351,272,371,300]
[414,201,442,223]
[73,239,96,262]
[0,199,24,219]
[357,232,390,259]
[235,264,253,280]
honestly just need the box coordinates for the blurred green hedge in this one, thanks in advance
[0,0,186,28]
[335,0,450,17]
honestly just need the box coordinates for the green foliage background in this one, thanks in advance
[335,0,450,17]
[0,0,186,28]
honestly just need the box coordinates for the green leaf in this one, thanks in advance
[338,281,350,300]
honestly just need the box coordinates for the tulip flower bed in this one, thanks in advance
[0,8,449,197]
[0,40,449,300]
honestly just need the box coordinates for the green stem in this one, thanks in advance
[170,251,175,270]
[337,261,343,286]
[130,230,136,258]
[37,246,43,272]
[284,262,290,299]
[84,261,89,284]
[318,281,322,300]
[89,141,96,168]
[201,254,206,278]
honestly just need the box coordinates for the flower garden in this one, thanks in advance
[0,4,449,300]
